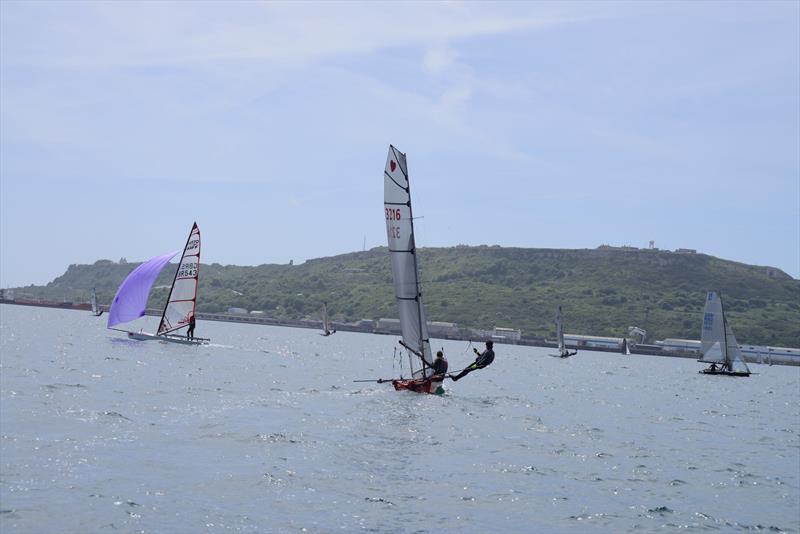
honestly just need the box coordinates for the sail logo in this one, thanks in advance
[186,239,199,251]
[703,313,714,330]
[390,160,396,172]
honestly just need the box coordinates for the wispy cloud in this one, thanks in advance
[1,2,579,69]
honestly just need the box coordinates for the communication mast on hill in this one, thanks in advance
[649,240,655,249]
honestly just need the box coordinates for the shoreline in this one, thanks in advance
[3,299,797,367]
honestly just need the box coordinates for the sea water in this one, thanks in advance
[1,305,798,533]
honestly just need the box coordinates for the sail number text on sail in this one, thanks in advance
[385,208,402,239]
[177,261,198,278]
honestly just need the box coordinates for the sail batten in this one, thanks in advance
[157,223,201,336]
[384,145,433,378]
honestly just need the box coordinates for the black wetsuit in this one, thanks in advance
[431,358,448,376]
[187,316,196,340]
[451,348,495,381]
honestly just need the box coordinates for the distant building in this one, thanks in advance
[492,327,521,342]
[674,248,697,254]
[249,310,265,316]
[355,319,375,329]
[228,307,248,315]
[564,334,624,350]
[657,338,702,353]
[428,321,460,338]
[376,318,401,333]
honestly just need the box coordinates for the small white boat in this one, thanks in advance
[107,223,209,345]
[549,306,577,358]
[320,302,336,336]
[90,288,103,317]
[698,291,750,377]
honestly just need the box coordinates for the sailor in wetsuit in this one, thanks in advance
[450,340,495,381]
[431,350,448,377]
[187,314,196,340]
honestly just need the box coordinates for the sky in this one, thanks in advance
[1,0,798,287]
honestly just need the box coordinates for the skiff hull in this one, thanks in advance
[698,369,750,377]
[392,376,444,395]
[127,331,209,345]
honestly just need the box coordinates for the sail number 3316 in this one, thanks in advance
[385,208,402,239]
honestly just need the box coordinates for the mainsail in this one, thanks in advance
[91,288,100,315]
[107,251,180,328]
[322,302,330,334]
[555,306,565,354]
[699,291,726,363]
[384,145,433,378]
[157,223,201,335]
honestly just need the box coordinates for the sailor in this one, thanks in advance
[709,363,717,372]
[449,340,495,382]
[187,313,196,340]
[431,350,448,376]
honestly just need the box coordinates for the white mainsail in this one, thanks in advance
[699,291,726,364]
[322,302,330,334]
[384,145,433,378]
[157,223,201,335]
[91,288,100,315]
[555,306,565,354]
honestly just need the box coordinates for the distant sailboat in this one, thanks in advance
[698,291,750,377]
[550,306,577,358]
[383,145,443,395]
[621,338,631,355]
[321,302,336,336]
[90,288,103,317]
[107,223,208,345]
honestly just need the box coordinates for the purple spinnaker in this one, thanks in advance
[107,251,179,328]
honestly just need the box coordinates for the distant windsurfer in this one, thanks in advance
[450,340,495,381]
[187,313,196,340]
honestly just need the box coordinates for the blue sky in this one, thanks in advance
[1,1,798,287]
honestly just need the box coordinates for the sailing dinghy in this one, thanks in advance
[321,302,336,336]
[549,306,577,358]
[383,145,443,395]
[90,288,103,317]
[107,223,209,345]
[697,291,750,377]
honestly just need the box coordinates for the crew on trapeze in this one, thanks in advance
[449,340,495,381]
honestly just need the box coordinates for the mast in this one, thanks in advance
[404,152,427,362]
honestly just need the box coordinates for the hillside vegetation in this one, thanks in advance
[11,246,800,347]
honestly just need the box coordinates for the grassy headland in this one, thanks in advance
[10,246,799,347]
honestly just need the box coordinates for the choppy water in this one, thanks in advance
[1,305,798,533]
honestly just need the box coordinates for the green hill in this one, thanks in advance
[9,246,799,347]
